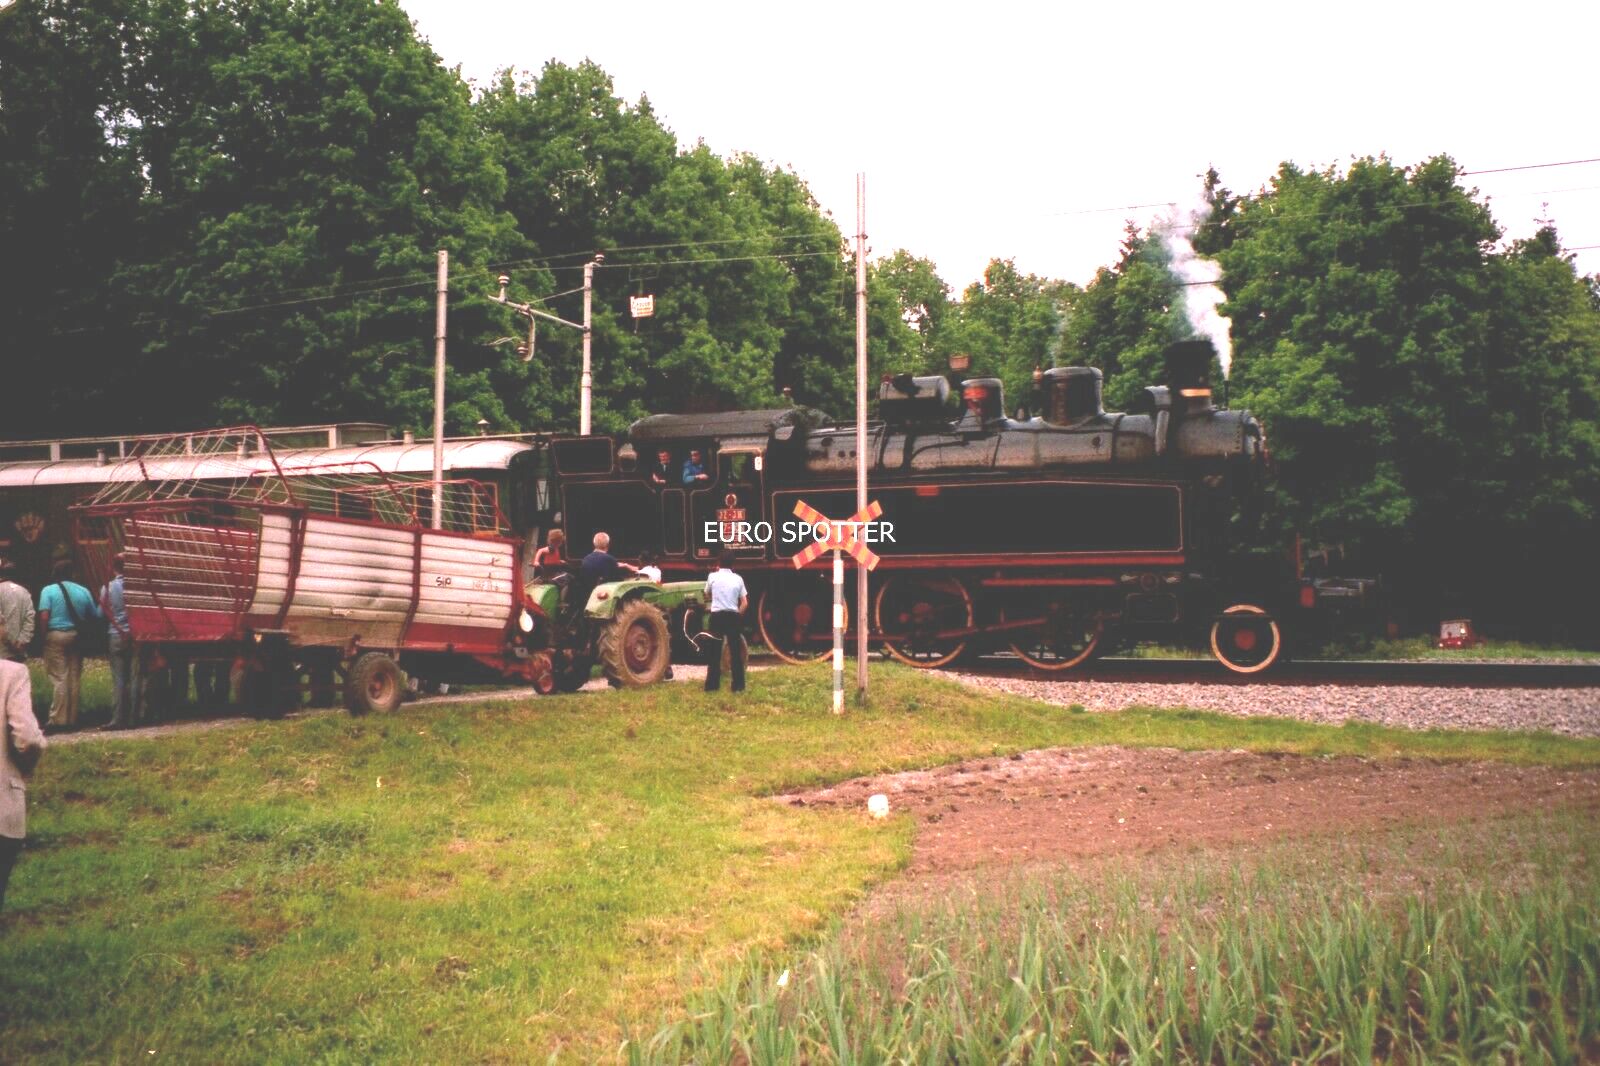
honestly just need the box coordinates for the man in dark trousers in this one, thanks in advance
[703,551,748,693]
[99,552,136,730]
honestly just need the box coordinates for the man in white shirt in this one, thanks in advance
[703,551,748,693]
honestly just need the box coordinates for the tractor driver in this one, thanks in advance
[567,532,639,619]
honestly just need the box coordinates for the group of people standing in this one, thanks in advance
[0,552,137,734]
[530,529,748,693]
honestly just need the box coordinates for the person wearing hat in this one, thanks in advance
[0,557,33,664]
[37,557,100,731]
[100,552,135,730]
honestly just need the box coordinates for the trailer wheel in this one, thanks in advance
[345,652,404,715]
[599,599,672,687]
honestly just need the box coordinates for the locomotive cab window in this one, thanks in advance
[680,445,715,488]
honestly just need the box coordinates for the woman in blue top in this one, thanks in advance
[37,558,101,731]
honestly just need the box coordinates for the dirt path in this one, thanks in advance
[774,746,1600,876]
[48,662,770,745]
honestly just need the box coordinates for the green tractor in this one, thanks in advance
[522,577,707,694]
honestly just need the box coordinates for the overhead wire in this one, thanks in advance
[1460,157,1600,176]
[36,154,1600,335]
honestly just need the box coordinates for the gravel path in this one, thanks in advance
[944,673,1600,737]
[49,662,766,745]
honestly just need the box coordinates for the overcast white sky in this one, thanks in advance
[404,0,1599,291]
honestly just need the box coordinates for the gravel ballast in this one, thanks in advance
[945,672,1600,737]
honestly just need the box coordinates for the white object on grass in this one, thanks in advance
[867,793,890,819]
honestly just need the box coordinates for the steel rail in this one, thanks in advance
[961,655,1600,688]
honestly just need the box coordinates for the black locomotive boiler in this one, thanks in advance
[550,339,1301,674]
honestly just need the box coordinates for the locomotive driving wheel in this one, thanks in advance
[999,592,1103,671]
[1210,604,1283,674]
[874,574,973,669]
[757,575,848,665]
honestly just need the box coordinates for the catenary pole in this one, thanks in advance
[854,174,869,700]
[581,257,595,435]
[432,249,447,530]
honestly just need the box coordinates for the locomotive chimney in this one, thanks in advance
[1039,367,1103,426]
[1164,339,1217,415]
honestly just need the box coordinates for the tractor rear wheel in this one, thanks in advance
[344,652,404,715]
[599,598,672,688]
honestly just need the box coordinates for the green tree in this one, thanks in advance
[940,259,1073,415]
[0,0,150,437]
[3,0,528,437]
[866,250,952,380]
[1212,155,1600,632]
[478,64,852,427]
[1058,226,1189,410]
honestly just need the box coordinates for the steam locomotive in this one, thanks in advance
[550,339,1323,674]
[0,339,1353,676]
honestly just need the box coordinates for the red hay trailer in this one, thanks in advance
[72,428,549,716]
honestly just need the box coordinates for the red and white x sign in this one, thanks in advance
[790,499,883,571]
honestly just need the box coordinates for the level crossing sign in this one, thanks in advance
[790,498,882,714]
[789,499,883,571]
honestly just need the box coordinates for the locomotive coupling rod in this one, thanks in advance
[877,616,1051,643]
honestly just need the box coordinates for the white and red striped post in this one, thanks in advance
[790,500,881,716]
[832,546,845,714]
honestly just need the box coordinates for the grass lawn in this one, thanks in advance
[3,664,1598,1062]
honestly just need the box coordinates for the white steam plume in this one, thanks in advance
[1155,197,1232,378]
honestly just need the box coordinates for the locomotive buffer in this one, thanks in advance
[790,499,882,713]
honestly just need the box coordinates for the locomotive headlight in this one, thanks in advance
[1164,572,1182,585]
[518,609,535,634]
[1138,572,1160,593]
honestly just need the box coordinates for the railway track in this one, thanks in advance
[960,656,1600,688]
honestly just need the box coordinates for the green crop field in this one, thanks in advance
[635,810,1600,1063]
[3,665,1597,1062]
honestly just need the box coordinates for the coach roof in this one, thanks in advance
[627,408,829,445]
[0,438,535,488]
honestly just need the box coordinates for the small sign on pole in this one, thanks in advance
[629,294,655,319]
[791,499,882,714]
